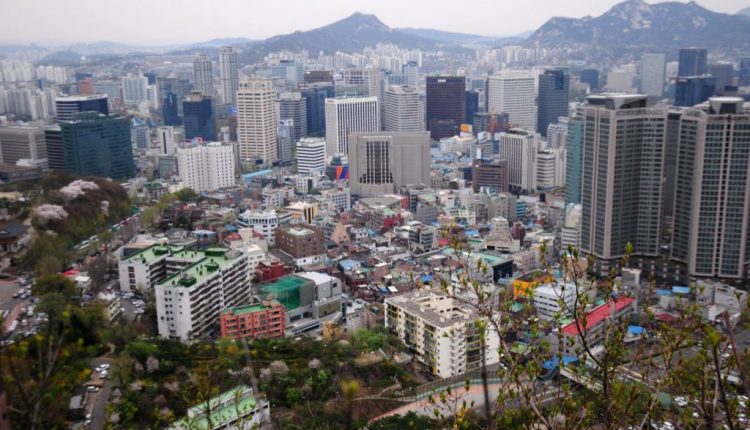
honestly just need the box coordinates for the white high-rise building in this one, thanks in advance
[324,97,379,156]
[121,75,148,106]
[606,68,636,93]
[385,289,501,378]
[237,80,278,164]
[546,117,568,149]
[343,68,381,100]
[498,128,540,193]
[296,137,326,176]
[157,126,176,155]
[193,54,214,96]
[639,53,666,97]
[237,209,279,246]
[487,70,536,131]
[384,85,423,132]
[536,147,566,189]
[219,47,239,105]
[176,141,236,192]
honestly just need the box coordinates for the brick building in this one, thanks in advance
[220,300,286,340]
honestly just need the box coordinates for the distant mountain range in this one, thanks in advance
[14,0,750,66]
[525,0,750,57]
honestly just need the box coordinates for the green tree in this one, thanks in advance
[174,188,199,202]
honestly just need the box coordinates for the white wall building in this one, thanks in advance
[324,96,379,157]
[155,248,249,341]
[157,126,176,155]
[219,47,239,105]
[121,75,148,106]
[237,209,279,246]
[237,79,278,164]
[487,70,536,131]
[533,283,577,321]
[385,289,501,378]
[176,141,236,192]
[498,128,539,193]
[384,85,423,132]
[536,147,566,189]
[296,137,326,176]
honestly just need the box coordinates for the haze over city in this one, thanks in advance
[0,0,748,45]
[2,0,750,429]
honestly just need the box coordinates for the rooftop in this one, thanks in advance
[386,289,479,328]
[561,297,636,336]
[223,300,282,316]
[158,248,238,288]
[170,385,260,430]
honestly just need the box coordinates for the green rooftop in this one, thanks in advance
[159,248,235,289]
[122,244,184,264]
[257,275,310,311]
[223,301,281,316]
[169,385,260,430]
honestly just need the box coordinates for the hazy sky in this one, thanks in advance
[1,0,748,46]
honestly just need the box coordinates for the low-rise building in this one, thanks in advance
[557,297,636,357]
[169,385,270,430]
[257,272,343,335]
[237,210,279,246]
[385,289,501,378]
[275,224,325,267]
[533,283,576,321]
[220,300,286,340]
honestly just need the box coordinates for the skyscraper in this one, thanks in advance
[675,76,716,107]
[384,85,423,132]
[59,112,135,179]
[157,126,176,155]
[678,47,708,77]
[55,94,108,122]
[121,75,149,106]
[236,80,277,163]
[277,92,308,143]
[536,69,570,137]
[43,126,64,171]
[740,58,750,86]
[324,97,379,157]
[296,137,326,176]
[488,71,536,132]
[579,94,666,271]
[277,119,294,165]
[402,61,419,87]
[497,128,539,193]
[671,97,750,279]
[425,76,465,140]
[564,117,583,205]
[300,83,335,136]
[162,93,181,126]
[193,54,214,96]
[343,68,382,101]
[176,141,235,192]
[219,47,239,106]
[707,63,734,95]
[579,69,599,91]
[182,92,216,141]
[639,53,666,97]
[348,131,430,197]
[465,91,479,127]
[271,60,304,88]
[0,126,47,166]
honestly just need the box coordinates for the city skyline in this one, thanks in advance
[0,0,747,45]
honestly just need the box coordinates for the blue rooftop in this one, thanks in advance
[656,289,672,296]
[241,169,273,181]
[339,259,360,271]
[542,356,579,370]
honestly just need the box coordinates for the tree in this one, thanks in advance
[174,188,199,203]
[31,274,77,297]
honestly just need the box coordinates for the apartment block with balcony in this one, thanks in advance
[220,299,286,340]
[385,289,500,378]
[154,248,250,342]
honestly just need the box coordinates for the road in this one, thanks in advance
[371,382,560,423]
[89,357,115,430]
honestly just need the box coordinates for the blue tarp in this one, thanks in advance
[542,356,579,370]
[378,286,389,293]
[672,285,691,295]
[656,289,673,296]
[241,169,273,181]
[628,325,644,335]
[421,274,433,283]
